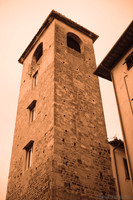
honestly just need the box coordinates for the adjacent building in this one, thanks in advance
[6,10,116,200]
[95,21,133,199]
[109,138,133,199]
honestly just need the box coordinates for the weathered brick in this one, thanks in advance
[6,12,117,200]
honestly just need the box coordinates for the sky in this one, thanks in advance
[0,0,132,199]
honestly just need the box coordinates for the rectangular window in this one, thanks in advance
[33,71,38,88]
[27,100,37,123]
[123,158,130,180]
[23,141,34,170]
[125,51,133,70]
[30,107,35,123]
[26,146,32,169]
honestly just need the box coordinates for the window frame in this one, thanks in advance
[32,71,38,89]
[25,146,33,169]
[23,140,34,171]
[125,51,133,70]
[30,106,35,123]
[31,43,43,66]
[27,100,37,123]
[67,32,81,53]
[123,158,130,180]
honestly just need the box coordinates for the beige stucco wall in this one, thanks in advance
[111,47,133,187]
[110,145,133,199]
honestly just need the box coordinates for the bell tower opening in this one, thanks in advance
[67,32,81,53]
[31,42,43,66]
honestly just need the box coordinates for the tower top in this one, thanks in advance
[18,10,98,64]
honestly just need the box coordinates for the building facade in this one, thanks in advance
[95,21,133,199]
[109,139,133,199]
[6,10,116,200]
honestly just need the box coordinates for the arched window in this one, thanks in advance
[31,43,43,66]
[67,32,81,53]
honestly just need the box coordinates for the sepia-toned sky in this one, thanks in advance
[0,0,132,199]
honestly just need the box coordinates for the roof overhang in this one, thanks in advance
[94,21,133,81]
[18,10,98,64]
[109,138,124,149]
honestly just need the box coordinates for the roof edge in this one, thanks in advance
[94,64,112,81]
[18,10,98,64]
[109,138,124,148]
[94,21,133,81]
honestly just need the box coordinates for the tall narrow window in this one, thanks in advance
[24,141,34,170]
[125,51,133,70]
[67,32,81,53]
[26,146,32,169]
[30,107,35,123]
[31,43,43,66]
[33,71,38,88]
[123,158,130,180]
[27,100,37,123]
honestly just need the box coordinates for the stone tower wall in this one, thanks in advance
[6,17,116,200]
[53,20,116,199]
[6,21,55,200]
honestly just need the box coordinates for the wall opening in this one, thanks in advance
[32,70,38,88]
[125,51,133,70]
[31,43,43,66]
[67,32,81,53]
[123,158,130,180]
[23,140,34,170]
[27,100,37,123]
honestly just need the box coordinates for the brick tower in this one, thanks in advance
[6,10,116,200]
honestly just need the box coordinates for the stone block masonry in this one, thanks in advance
[6,20,55,200]
[53,20,116,199]
[6,11,117,200]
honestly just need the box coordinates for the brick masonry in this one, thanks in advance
[6,18,116,200]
